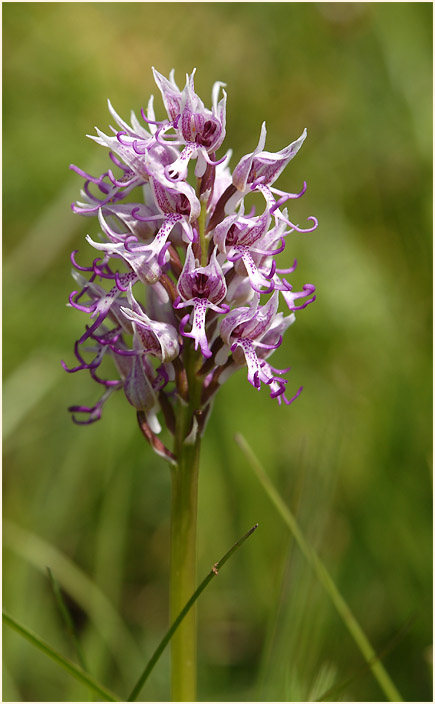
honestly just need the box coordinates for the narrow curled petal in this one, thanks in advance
[280,282,316,311]
[88,127,150,180]
[107,99,151,140]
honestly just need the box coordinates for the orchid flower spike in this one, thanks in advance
[65,67,317,454]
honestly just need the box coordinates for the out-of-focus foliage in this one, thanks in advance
[3,3,432,701]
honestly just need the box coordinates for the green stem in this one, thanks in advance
[235,433,403,703]
[170,431,200,701]
[168,196,210,700]
[127,524,258,701]
[170,344,203,701]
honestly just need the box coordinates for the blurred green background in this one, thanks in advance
[3,2,432,701]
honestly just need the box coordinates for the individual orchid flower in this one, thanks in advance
[119,286,180,363]
[214,204,276,293]
[174,245,229,358]
[151,68,227,183]
[148,159,201,224]
[232,123,307,193]
[231,123,318,235]
[220,292,285,390]
[90,171,197,277]
[84,226,161,287]
[253,309,301,403]
[152,68,226,150]
[106,163,201,268]
[178,70,226,152]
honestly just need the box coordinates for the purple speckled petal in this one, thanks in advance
[236,247,275,294]
[177,244,196,301]
[240,291,279,341]
[220,295,260,346]
[232,122,267,192]
[180,298,213,358]
[233,338,262,388]
[213,208,244,254]
[250,129,307,187]
[120,288,179,363]
[152,67,183,122]
[165,142,199,181]
[177,244,227,304]
[148,166,201,222]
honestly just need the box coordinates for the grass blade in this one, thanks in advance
[47,567,88,672]
[126,523,258,702]
[3,611,121,702]
[235,433,403,703]
[3,519,143,678]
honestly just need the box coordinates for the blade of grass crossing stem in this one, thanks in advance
[127,523,258,702]
[3,611,121,702]
[234,433,403,703]
[47,567,88,672]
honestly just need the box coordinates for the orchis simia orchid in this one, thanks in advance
[64,67,317,702]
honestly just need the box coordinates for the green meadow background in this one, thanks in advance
[3,2,432,701]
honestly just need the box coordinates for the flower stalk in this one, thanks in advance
[170,343,203,701]
[64,66,318,701]
[169,196,216,700]
[170,425,200,701]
